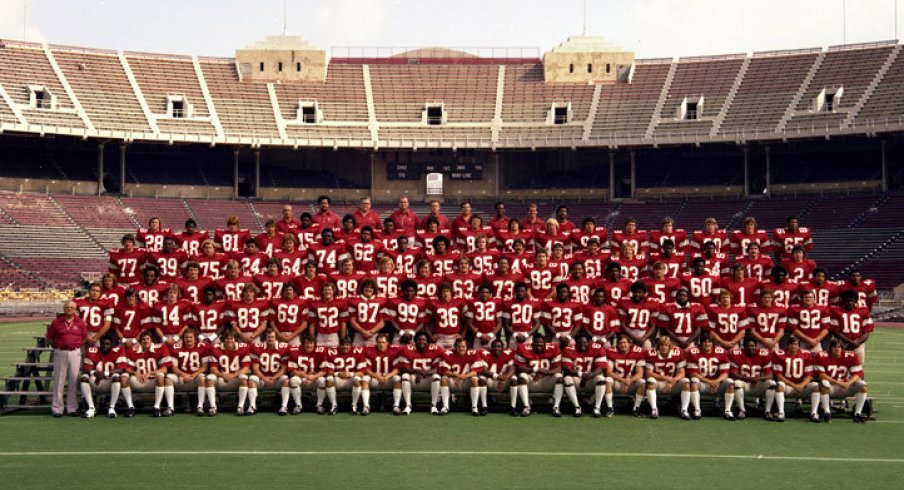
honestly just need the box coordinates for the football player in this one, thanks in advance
[814,338,869,423]
[643,336,689,419]
[513,333,563,417]
[79,335,126,418]
[397,331,444,415]
[438,338,486,416]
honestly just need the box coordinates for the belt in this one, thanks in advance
[55,347,79,351]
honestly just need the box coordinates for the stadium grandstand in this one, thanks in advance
[0,32,902,319]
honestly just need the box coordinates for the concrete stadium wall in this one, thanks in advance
[0,177,98,195]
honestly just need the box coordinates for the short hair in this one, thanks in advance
[400,279,418,291]
[227,215,240,226]
[185,219,197,228]
[629,281,647,293]
[840,289,859,303]
[743,217,757,227]
[265,219,275,227]
[317,195,331,204]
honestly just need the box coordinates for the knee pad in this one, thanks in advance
[518,373,531,384]
[553,373,563,381]
[248,375,261,385]
[119,373,130,381]
[289,376,301,388]
[401,373,412,382]
[206,374,218,383]
[594,375,606,385]
[166,373,178,383]
[391,375,401,384]
[820,379,832,389]
[79,374,90,383]
[765,379,776,389]
[646,377,656,385]
[316,377,327,388]
[431,374,441,382]
[776,380,786,389]
[361,375,371,384]
[734,380,744,390]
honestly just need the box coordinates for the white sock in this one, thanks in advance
[765,390,775,413]
[238,386,249,409]
[430,380,440,406]
[691,391,700,412]
[775,391,785,416]
[393,386,403,407]
[470,386,479,409]
[122,386,134,408]
[633,393,643,409]
[646,389,657,410]
[724,392,734,412]
[109,382,121,409]
[290,386,301,408]
[479,386,487,407]
[605,392,614,409]
[680,390,690,412]
[327,386,337,406]
[552,383,564,409]
[810,391,821,415]
[206,387,217,409]
[352,385,361,409]
[80,382,95,409]
[509,384,518,407]
[280,386,290,408]
[402,382,412,407]
[441,385,450,409]
[594,384,604,410]
[164,385,174,409]
[821,393,831,414]
[854,391,867,414]
[248,387,258,409]
[197,384,206,408]
[153,386,164,409]
[564,384,579,407]
[735,389,745,412]
[518,384,530,408]
[316,387,326,407]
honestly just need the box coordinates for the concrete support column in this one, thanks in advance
[608,152,615,200]
[254,149,261,199]
[97,142,105,195]
[743,146,750,198]
[881,139,888,193]
[629,150,636,199]
[764,145,771,197]
[233,148,240,199]
[119,143,127,195]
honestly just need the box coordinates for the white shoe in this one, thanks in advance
[107,408,117,418]
[430,406,439,415]
[82,408,96,419]
[402,406,412,416]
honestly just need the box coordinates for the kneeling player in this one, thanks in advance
[361,333,402,415]
[80,335,127,418]
[249,329,290,415]
[814,338,869,423]
[513,333,563,417]
[643,336,689,419]
[209,330,252,415]
[769,336,817,422]
[166,328,214,416]
[438,338,486,416]
[123,330,169,417]
[563,334,608,417]
[605,334,646,417]
[685,334,731,419]
[397,331,444,415]
[727,336,775,420]
[324,337,366,414]
[480,339,517,415]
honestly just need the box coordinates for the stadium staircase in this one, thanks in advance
[116,197,142,227]
[247,201,266,231]
[492,65,505,143]
[726,200,755,230]
[844,44,903,128]
[583,83,603,141]
[47,194,109,252]
[118,52,159,134]
[192,55,225,138]
[43,43,94,132]
[362,65,379,143]
[710,56,750,137]
[848,192,890,228]
[266,82,289,140]
[0,336,53,414]
[776,51,825,132]
[645,60,678,139]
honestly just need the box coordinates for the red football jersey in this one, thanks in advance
[835,279,877,309]
[269,297,308,333]
[772,349,813,384]
[729,347,773,379]
[686,346,729,378]
[646,252,686,279]
[446,272,482,300]
[797,280,838,308]
[190,300,228,337]
[814,351,864,382]
[324,347,366,375]
[514,343,562,371]
[214,275,252,302]
[644,346,686,377]
[195,253,227,280]
[414,274,443,299]
[348,240,384,273]
[734,255,774,281]
[381,248,422,276]
[828,306,874,341]
[773,227,813,259]
[755,279,799,309]
[176,231,207,257]
[415,229,452,255]
[467,249,501,276]
[99,285,126,308]
[347,296,387,332]
[328,270,368,299]
[500,298,543,334]
[617,298,660,339]
[730,230,771,257]
[610,230,649,256]
[480,348,514,377]
[641,276,681,304]
[705,304,749,343]
[307,298,349,335]
[371,271,404,299]
[563,343,608,374]
[656,302,708,344]
[397,344,444,372]
[75,297,115,335]
[581,303,621,339]
[146,249,188,280]
[112,303,150,340]
[384,297,429,334]
[540,299,584,336]
[438,349,486,375]
[363,344,402,376]
[83,346,127,373]
[126,344,168,375]
[606,345,646,378]
[430,251,460,277]
[287,345,329,374]
[168,342,213,375]
[690,252,729,278]
[427,298,466,337]
[611,255,646,282]
[721,277,760,307]
[561,277,599,305]
[251,343,289,377]
[132,280,169,307]
[496,229,535,253]
[571,250,613,280]
[136,228,174,253]
[174,276,213,304]
[464,298,503,335]
[599,278,632,306]
[786,305,829,339]
[746,304,788,341]
[780,258,817,283]
[649,229,689,253]
[679,272,720,305]
[375,229,405,251]
[690,229,728,254]
[525,263,559,300]
[292,274,327,300]
[148,299,194,336]
[255,232,284,257]
[307,242,348,273]
[253,273,293,300]
[273,249,307,276]
[486,272,525,301]
[109,248,147,284]
[571,229,609,251]
[214,229,252,254]
[223,299,271,336]
[210,343,252,374]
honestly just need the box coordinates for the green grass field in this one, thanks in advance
[1,321,903,489]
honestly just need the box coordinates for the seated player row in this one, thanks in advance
[76,269,873,371]
[79,325,868,424]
